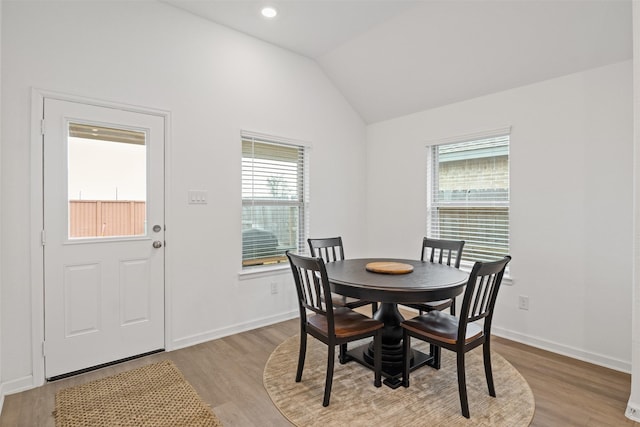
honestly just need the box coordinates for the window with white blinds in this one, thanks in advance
[427,134,509,265]
[241,133,308,268]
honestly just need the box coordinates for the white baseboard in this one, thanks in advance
[170,309,299,351]
[2,316,627,415]
[0,311,299,406]
[405,307,630,372]
[493,326,631,373]
[0,374,36,413]
[626,402,640,421]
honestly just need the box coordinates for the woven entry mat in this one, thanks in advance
[54,360,222,427]
[264,336,535,427]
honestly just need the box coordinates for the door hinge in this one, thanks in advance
[40,119,46,135]
[41,230,46,246]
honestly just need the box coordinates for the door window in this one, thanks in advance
[67,123,147,239]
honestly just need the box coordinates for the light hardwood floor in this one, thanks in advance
[0,315,634,426]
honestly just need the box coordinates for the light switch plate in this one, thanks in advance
[188,190,207,204]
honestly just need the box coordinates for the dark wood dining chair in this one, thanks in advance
[399,238,465,365]
[401,255,511,418]
[286,251,383,406]
[402,237,465,315]
[307,237,378,314]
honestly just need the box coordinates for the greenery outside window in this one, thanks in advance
[427,133,510,266]
[242,132,308,268]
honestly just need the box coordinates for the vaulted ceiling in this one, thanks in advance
[163,0,633,124]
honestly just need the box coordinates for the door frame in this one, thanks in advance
[30,88,173,386]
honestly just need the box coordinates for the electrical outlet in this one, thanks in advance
[270,282,279,294]
[518,295,529,310]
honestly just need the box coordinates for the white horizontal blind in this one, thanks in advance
[241,134,308,268]
[427,134,509,264]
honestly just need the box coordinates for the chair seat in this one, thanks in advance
[402,310,483,345]
[330,293,374,309]
[404,299,453,312]
[308,307,383,339]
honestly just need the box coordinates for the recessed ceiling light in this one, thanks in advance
[261,6,277,19]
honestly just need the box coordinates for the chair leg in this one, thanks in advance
[450,299,456,316]
[429,344,441,369]
[483,340,496,397]
[323,344,335,407]
[371,302,379,315]
[457,352,470,418]
[402,331,410,388]
[296,333,307,382]
[374,331,382,387]
[339,343,348,364]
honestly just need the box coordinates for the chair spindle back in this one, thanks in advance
[421,237,465,268]
[287,252,333,325]
[308,237,345,263]
[458,256,511,338]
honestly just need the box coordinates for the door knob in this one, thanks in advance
[153,241,163,248]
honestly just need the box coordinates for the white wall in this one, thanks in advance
[626,1,640,420]
[0,0,367,392]
[0,0,4,410]
[366,61,634,370]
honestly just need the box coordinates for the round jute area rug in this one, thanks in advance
[264,335,534,426]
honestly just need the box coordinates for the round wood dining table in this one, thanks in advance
[324,258,469,388]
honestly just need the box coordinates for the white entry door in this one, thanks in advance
[43,98,165,379]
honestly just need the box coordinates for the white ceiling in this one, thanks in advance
[163,0,633,124]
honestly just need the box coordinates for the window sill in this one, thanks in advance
[238,264,290,280]
[459,263,513,286]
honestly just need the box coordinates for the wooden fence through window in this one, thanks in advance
[69,200,146,237]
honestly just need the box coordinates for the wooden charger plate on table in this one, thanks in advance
[365,261,414,274]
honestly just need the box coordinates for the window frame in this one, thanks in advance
[426,128,511,272]
[240,131,310,271]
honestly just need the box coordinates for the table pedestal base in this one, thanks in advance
[339,301,438,388]
[345,342,435,389]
